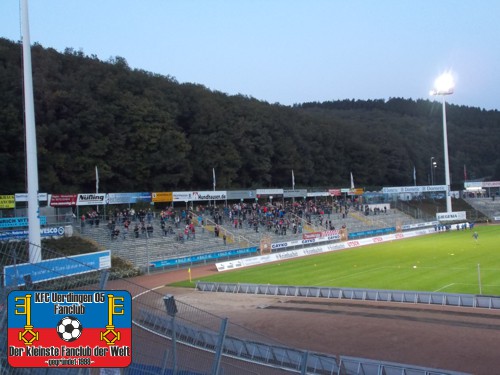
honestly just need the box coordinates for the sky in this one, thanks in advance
[1,0,499,111]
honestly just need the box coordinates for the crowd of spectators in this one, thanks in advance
[77,197,359,245]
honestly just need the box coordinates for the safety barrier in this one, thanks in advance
[195,282,500,310]
[136,307,341,374]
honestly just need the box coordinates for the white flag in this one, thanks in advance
[212,168,216,190]
[95,166,99,193]
[350,172,355,189]
[413,166,416,185]
[292,170,295,188]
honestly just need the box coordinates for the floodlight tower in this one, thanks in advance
[430,72,454,213]
[21,0,42,262]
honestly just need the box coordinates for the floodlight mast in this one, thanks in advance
[21,0,42,262]
[430,72,454,213]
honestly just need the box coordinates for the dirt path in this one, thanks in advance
[110,265,500,374]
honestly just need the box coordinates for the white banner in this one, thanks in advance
[382,185,447,194]
[482,181,500,188]
[173,192,194,202]
[271,235,341,251]
[77,193,107,206]
[15,193,48,202]
[401,221,439,230]
[191,191,227,201]
[216,228,439,272]
[256,189,284,195]
[436,211,466,221]
[172,191,228,201]
[307,192,330,197]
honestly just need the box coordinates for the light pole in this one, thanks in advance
[430,157,437,185]
[430,72,454,213]
[163,295,178,375]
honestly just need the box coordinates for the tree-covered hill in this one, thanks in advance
[1,37,499,194]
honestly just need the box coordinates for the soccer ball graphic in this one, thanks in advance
[56,316,83,342]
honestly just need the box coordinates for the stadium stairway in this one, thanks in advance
[76,219,232,268]
[463,197,500,221]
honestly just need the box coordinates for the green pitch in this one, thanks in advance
[189,225,500,295]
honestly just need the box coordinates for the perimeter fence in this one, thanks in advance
[1,241,471,375]
[195,282,500,310]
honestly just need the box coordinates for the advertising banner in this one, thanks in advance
[150,247,257,268]
[191,191,227,201]
[382,185,447,194]
[328,189,342,196]
[151,192,173,203]
[49,195,78,207]
[0,226,66,241]
[482,181,500,188]
[0,216,47,228]
[107,192,151,205]
[3,250,111,287]
[436,211,467,221]
[256,189,283,196]
[14,193,48,202]
[173,192,194,202]
[226,190,256,200]
[77,194,107,206]
[0,195,15,209]
[306,192,329,197]
[7,290,131,368]
[283,189,307,198]
[350,188,364,195]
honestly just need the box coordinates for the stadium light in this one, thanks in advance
[430,157,437,185]
[430,72,454,213]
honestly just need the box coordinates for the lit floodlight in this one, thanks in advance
[430,72,454,96]
[429,72,454,213]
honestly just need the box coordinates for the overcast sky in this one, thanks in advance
[1,0,499,110]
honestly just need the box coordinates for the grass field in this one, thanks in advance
[184,225,500,295]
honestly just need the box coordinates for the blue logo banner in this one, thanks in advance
[3,250,111,287]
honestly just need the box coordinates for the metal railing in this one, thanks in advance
[195,282,500,310]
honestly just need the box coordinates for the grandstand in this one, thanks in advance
[74,202,421,271]
[396,197,490,222]
[463,197,500,221]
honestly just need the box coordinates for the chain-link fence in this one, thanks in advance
[0,240,340,375]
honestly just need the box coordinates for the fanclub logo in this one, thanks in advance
[8,290,132,368]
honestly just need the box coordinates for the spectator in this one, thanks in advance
[146,223,154,237]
